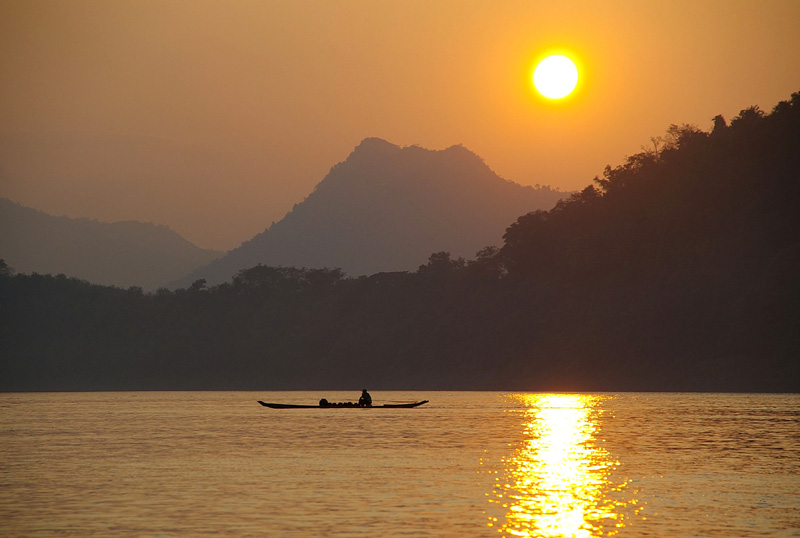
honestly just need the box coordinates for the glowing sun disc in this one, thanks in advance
[533,55,578,99]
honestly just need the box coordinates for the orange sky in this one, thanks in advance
[2,0,799,251]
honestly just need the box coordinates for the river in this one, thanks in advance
[1,392,797,537]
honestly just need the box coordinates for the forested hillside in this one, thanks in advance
[1,92,798,392]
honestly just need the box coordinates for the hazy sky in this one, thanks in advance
[2,0,799,251]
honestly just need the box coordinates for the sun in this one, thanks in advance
[533,55,579,99]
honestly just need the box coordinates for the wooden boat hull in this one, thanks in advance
[257,400,429,409]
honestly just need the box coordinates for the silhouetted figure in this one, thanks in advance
[358,389,372,407]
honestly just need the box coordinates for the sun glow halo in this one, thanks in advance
[533,55,579,99]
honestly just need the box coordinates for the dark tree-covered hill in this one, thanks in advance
[1,91,798,392]
[492,97,800,391]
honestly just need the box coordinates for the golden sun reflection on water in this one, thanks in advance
[488,394,639,538]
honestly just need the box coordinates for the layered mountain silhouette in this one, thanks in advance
[0,198,221,290]
[3,92,798,392]
[175,138,565,287]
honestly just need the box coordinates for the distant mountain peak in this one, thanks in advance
[354,136,399,151]
[349,138,480,165]
[172,140,566,287]
[343,137,401,165]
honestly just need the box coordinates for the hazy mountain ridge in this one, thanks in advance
[0,199,222,290]
[175,138,565,287]
[0,130,268,252]
[3,93,797,392]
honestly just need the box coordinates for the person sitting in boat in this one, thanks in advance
[358,389,372,407]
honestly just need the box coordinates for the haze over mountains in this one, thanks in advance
[2,92,798,392]
[175,138,565,287]
[0,199,221,290]
[2,137,564,290]
[0,130,270,252]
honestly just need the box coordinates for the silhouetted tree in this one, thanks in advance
[189,279,207,292]
[417,251,466,277]
[711,114,727,136]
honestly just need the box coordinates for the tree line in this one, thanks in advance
[2,91,798,392]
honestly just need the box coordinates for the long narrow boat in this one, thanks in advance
[257,400,429,409]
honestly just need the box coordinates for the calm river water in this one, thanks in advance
[0,392,798,537]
